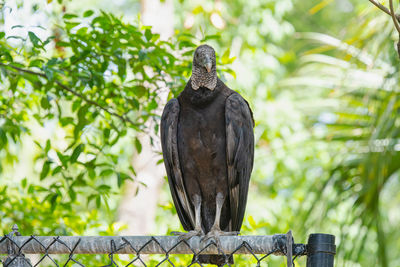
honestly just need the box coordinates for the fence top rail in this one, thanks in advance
[0,234,306,256]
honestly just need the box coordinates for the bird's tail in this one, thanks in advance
[193,254,233,266]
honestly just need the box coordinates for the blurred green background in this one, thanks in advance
[0,0,399,266]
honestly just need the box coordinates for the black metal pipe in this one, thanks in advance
[306,233,336,267]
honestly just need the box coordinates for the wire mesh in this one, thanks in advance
[0,226,307,267]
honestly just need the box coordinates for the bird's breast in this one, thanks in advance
[177,97,227,170]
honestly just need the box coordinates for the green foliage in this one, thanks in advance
[173,0,400,266]
[0,9,197,235]
[274,3,400,266]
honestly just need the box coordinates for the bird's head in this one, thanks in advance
[191,44,218,91]
[193,44,216,73]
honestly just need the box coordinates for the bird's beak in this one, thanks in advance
[204,60,212,73]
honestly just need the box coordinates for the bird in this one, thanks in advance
[160,44,254,266]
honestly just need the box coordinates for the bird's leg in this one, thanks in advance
[171,194,204,241]
[201,192,239,247]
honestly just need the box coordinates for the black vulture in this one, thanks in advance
[160,44,254,266]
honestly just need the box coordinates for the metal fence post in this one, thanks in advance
[3,225,31,267]
[306,233,336,267]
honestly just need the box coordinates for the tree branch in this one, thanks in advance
[389,0,400,34]
[368,0,400,58]
[368,0,400,21]
[0,62,138,127]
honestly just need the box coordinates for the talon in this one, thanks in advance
[172,229,204,242]
[201,228,239,251]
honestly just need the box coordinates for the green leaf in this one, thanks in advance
[117,172,133,188]
[78,105,89,122]
[69,189,77,201]
[27,185,34,194]
[96,195,101,208]
[88,168,96,179]
[133,85,147,98]
[57,151,68,167]
[52,166,63,175]
[148,99,158,111]
[71,144,83,163]
[40,96,51,109]
[0,50,12,62]
[28,31,41,47]
[72,173,85,187]
[21,178,27,188]
[76,27,88,36]
[100,169,114,177]
[201,34,220,42]
[103,128,110,139]
[29,59,44,68]
[221,48,235,64]
[60,116,74,126]
[45,139,51,153]
[97,184,111,192]
[40,161,51,180]
[11,25,24,29]
[43,36,55,46]
[134,137,142,153]
[117,173,123,188]
[47,58,57,66]
[7,36,25,41]
[0,128,7,148]
[56,41,70,47]
[83,10,94,17]
[0,32,5,39]
[72,100,81,112]
[64,22,80,31]
[145,29,152,42]
[63,13,78,20]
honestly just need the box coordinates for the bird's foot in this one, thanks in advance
[201,227,239,249]
[171,228,204,241]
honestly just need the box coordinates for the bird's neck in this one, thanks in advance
[191,66,217,91]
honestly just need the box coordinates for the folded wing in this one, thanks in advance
[160,99,195,231]
[225,93,254,231]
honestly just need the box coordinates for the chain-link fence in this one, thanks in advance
[0,225,335,267]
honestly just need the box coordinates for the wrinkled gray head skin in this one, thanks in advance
[191,44,218,91]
